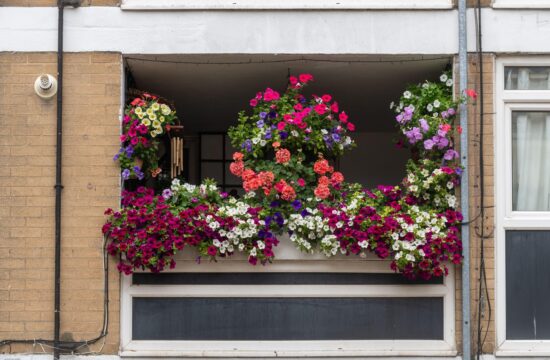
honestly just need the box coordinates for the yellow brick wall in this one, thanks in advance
[467,53,495,355]
[454,53,496,356]
[0,52,121,354]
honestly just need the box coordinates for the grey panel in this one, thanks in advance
[506,230,550,340]
[132,297,443,341]
[132,272,443,285]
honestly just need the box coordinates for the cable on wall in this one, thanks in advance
[0,235,110,354]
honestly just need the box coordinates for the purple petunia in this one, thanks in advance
[291,200,302,211]
[443,149,459,160]
[419,118,429,133]
[162,189,173,200]
[122,169,131,180]
[242,139,253,152]
[404,127,423,144]
[424,139,435,150]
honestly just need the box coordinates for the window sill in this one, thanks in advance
[496,340,550,357]
[120,340,457,358]
[121,0,453,10]
[493,0,550,9]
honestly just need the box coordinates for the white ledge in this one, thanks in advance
[121,0,453,10]
[493,0,550,9]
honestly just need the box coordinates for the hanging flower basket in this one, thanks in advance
[114,92,177,181]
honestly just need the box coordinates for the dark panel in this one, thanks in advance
[133,272,443,285]
[132,297,443,341]
[506,230,550,340]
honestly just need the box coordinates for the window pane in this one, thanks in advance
[506,231,550,340]
[133,297,444,341]
[225,135,238,158]
[201,162,223,183]
[132,272,443,285]
[512,111,550,211]
[200,134,223,160]
[505,67,550,90]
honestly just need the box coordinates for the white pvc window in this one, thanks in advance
[496,57,550,357]
[120,240,457,357]
[121,0,453,10]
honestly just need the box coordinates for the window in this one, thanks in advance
[511,111,550,211]
[496,58,550,356]
[121,242,457,357]
[120,0,453,10]
[505,67,550,90]
[199,132,241,193]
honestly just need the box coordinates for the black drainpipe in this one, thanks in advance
[54,1,80,359]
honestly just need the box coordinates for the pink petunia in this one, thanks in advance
[339,111,348,123]
[314,104,327,115]
[321,94,332,103]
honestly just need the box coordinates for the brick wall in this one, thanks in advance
[0,52,121,354]
[454,53,496,356]
[467,53,495,355]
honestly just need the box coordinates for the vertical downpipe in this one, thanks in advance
[458,0,471,359]
[54,1,64,359]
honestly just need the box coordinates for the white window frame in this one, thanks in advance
[121,0,453,11]
[120,239,456,357]
[492,0,550,9]
[495,57,550,357]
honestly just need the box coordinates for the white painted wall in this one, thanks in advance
[0,7,457,54]
[2,7,550,54]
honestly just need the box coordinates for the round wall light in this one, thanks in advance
[34,74,58,99]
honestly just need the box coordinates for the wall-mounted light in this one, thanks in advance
[34,74,58,99]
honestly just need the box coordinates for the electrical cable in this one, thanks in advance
[0,235,109,354]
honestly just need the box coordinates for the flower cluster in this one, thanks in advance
[391,72,461,161]
[114,93,177,180]
[403,159,462,211]
[103,180,280,273]
[105,72,471,280]
[228,73,356,161]
[215,199,279,265]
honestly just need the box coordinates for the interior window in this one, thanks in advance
[505,66,550,90]
[511,111,550,211]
